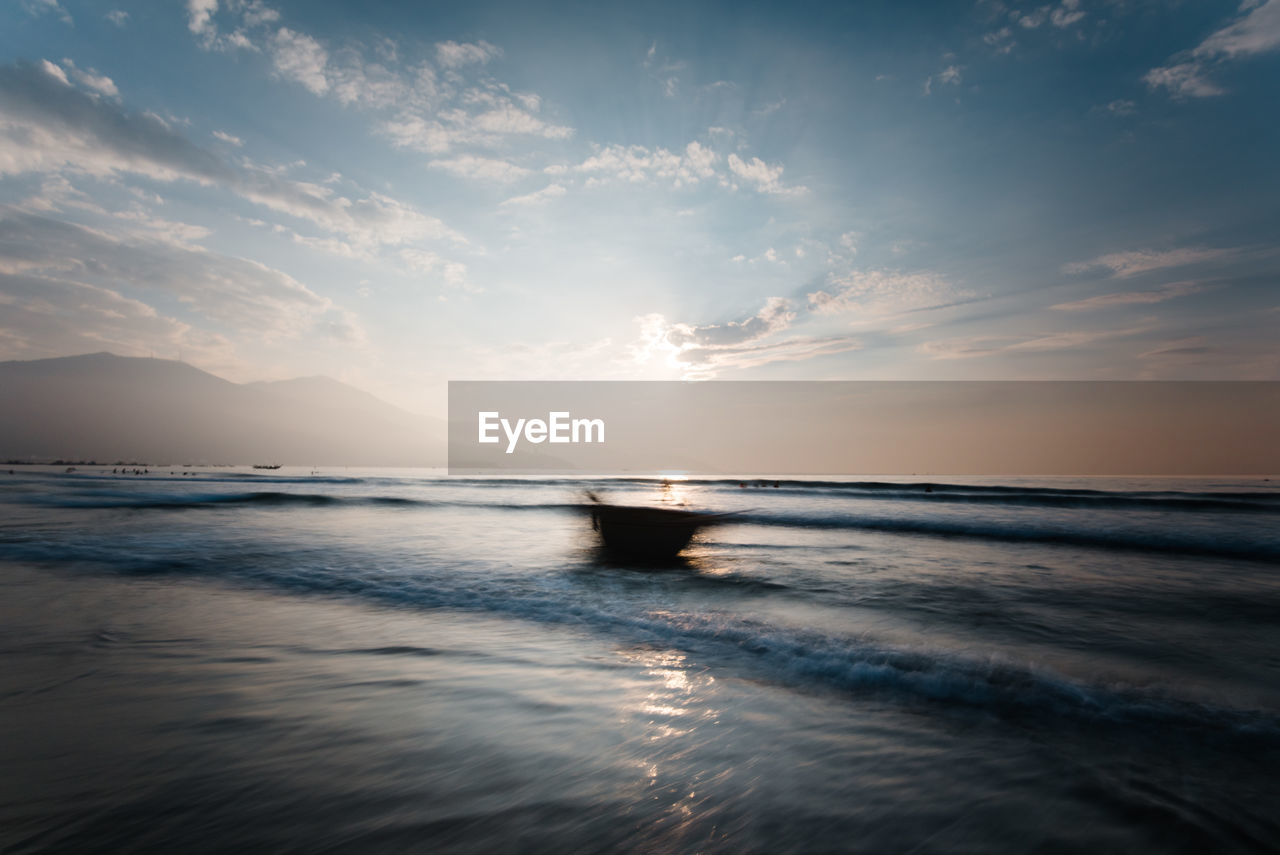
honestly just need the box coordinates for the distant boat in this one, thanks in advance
[584,492,735,559]
[252,464,282,470]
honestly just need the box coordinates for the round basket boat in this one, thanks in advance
[586,498,735,559]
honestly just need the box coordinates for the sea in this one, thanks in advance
[1,467,1278,853]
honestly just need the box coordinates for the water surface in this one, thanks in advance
[2,468,1278,852]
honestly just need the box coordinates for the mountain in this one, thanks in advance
[0,353,443,465]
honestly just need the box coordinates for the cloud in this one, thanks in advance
[272,27,330,95]
[24,0,71,25]
[499,183,566,206]
[1142,62,1225,98]
[187,0,218,39]
[0,61,463,253]
[1063,248,1227,278]
[925,65,963,96]
[984,27,1015,53]
[920,325,1151,359]
[105,9,129,26]
[326,55,414,108]
[663,297,796,349]
[0,207,331,335]
[435,41,502,68]
[241,2,280,27]
[573,141,720,188]
[673,334,862,374]
[807,270,968,318]
[38,58,121,99]
[429,155,531,182]
[61,61,119,98]
[1050,0,1086,28]
[1104,99,1135,115]
[641,42,684,98]
[1146,0,1280,97]
[1017,7,1049,29]
[38,59,68,86]
[0,270,233,365]
[398,249,475,291]
[631,299,858,376]
[1139,337,1214,360]
[212,130,243,146]
[179,6,572,157]
[381,99,573,153]
[726,153,805,195]
[1051,281,1204,311]
[1194,0,1280,59]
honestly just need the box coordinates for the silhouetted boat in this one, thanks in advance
[585,493,735,559]
[252,464,282,470]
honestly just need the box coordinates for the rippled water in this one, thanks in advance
[2,467,1278,853]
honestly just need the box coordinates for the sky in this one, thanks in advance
[0,0,1277,416]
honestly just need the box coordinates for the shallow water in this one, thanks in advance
[2,468,1278,852]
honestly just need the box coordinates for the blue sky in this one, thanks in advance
[0,0,1277,414]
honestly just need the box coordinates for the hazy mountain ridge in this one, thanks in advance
[0,353,443,465]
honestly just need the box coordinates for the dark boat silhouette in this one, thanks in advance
[252,464,282,470]
[584,492,735,559]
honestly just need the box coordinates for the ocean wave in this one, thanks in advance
[731,510,1280,562]
[16,485,1279,561]
[20,490,431,510]
[10,535,1273,740]
[675,478,1280,513]
[29,471,1280,512]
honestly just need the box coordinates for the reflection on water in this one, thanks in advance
[628,647,702,732]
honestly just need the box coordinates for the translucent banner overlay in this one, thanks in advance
[448,381,1280,476]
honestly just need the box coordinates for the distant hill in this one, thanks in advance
[0,353,443,465]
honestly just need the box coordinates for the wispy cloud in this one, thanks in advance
[381,100,573,153]
[726,153,806,195]
[808,270,969,318]
[673,334,862,375]
[186,0,218,40]
[59,60,118,97]
[920,325,1152,359]
[0,207,334,335]
[435,40,502,69]
[1051,281,1204,311]
[0,61,464,256]
[429,155,531,183]
[983,27,1015,54]
[1139,337,1214,360]
[642,42,684,97]
[573,141,719,188]
[499,183,566,206]
[184,5,571,154]
[1063,248,1227,278]
[1050,0,1086,29]
[1146,0,1280,98]
[923,65,962,97]
[1143,63,1225,99]
[25,0,72,25]
[398,248,473,291]
[271,27,330,94]
[631,298,859,376]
